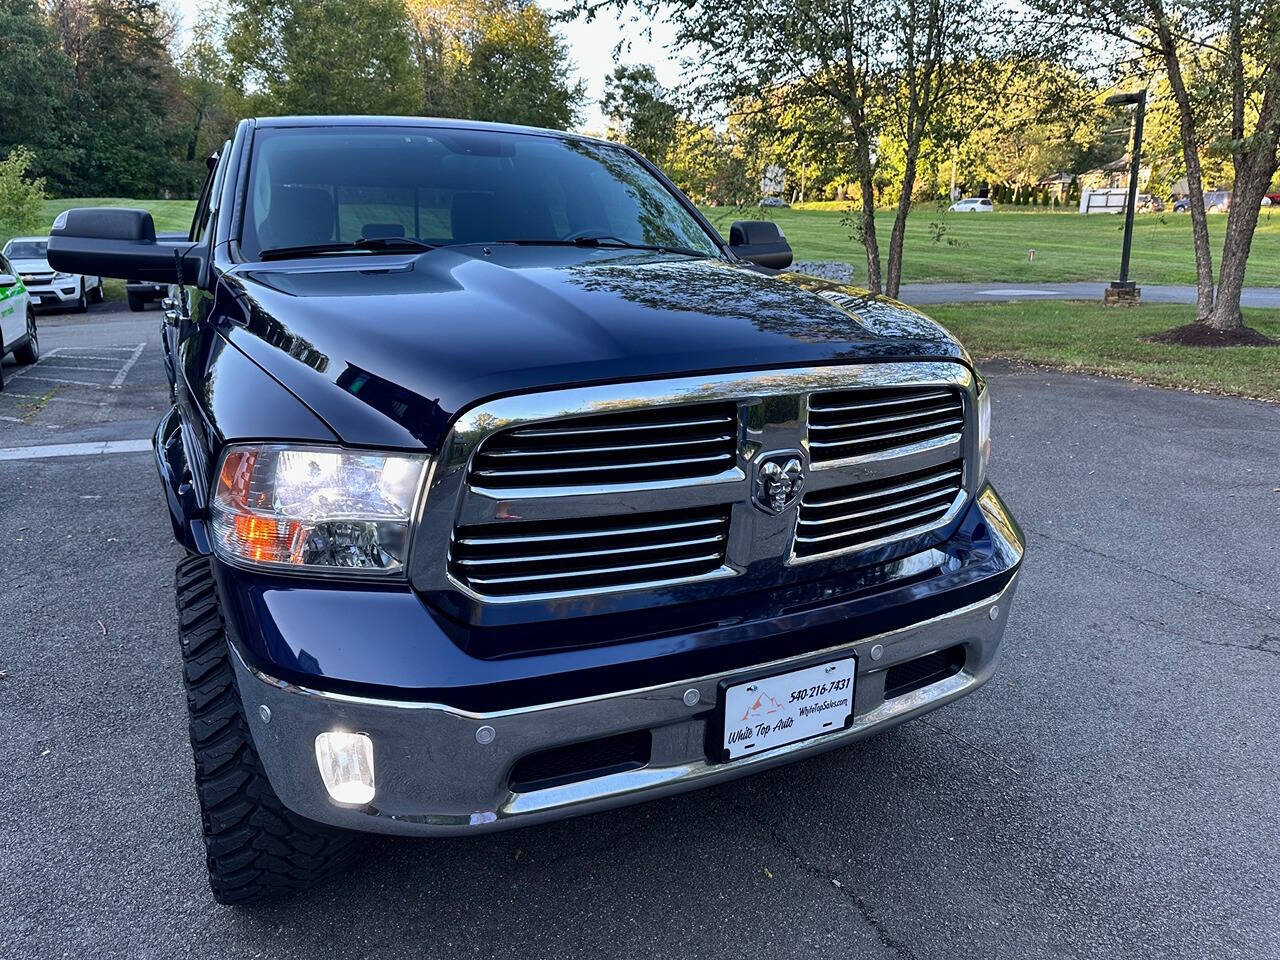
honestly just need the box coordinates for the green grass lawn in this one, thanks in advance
[700,206,1280,287]
[929,301,1280,400]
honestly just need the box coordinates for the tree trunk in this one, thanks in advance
[884,140,920,299]
[1207,90,1280,330]
[1152,7,1215,319]
[859,161,882,295]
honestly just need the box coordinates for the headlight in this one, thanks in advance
[975,373,992,483]
[210,444,429,575]
[54,271,73,280]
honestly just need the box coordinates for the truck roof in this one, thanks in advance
[250,115,613,148]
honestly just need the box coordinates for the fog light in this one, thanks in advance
[314,731,375,805]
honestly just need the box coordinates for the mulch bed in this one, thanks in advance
[1146,323,1280,347]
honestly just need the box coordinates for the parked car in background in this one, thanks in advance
[1136,194,1164,213]
[758,196,789,208]
[1172,197,1191,213]
[49,116,1022,905]
[126,279,168,311]
[1205,190,1232,213]
[1262,193,1280,207]
[0,250,40,389]
[948,197,993,213]
[1,237,102,312]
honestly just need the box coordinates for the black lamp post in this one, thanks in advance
[1105,90,1147,303]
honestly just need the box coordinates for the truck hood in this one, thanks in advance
[217,246,970,450]
[10,259,51,275]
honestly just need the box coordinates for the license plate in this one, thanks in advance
[721,658,855,760]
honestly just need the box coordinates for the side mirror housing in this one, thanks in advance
[0,273,16,287]
[47,207,202,284]
[728,220,793,270]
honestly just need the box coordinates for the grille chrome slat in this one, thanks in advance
[457,516,723,548]
[465,553,726,588]
[795,504,951,544]
[449,506,732,597]
[797,488,958,527]
[804,468,962,510]
[807,403,961,431]
[472,453,732,480]
[508,416,734,439]
[794,460,964,559]
[470,401,738,490]
[808,384,965,464]
[481,435,735,459]
[454,533,726,567]
[808,389,954,414]
[809,418,964,451]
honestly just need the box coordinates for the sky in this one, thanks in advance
[169,0,685,133]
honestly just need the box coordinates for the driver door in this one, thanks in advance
[0,254,29,350]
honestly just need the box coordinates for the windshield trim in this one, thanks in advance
[231,123,729,266]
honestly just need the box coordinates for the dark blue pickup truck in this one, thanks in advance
[49,116,1022,904]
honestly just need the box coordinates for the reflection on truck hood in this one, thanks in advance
[218,246,970,450]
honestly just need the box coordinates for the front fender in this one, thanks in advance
[154,404,210,554]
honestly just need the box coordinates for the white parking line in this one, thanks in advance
[0,438,151,461]
[10,374,106,388]
[34,364,121,373]
[54,345,140,352]
[110,343,147,388]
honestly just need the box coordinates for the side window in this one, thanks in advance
[189,152,224,242]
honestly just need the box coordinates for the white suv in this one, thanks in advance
[0,250,39,390]
[2,236,103,312]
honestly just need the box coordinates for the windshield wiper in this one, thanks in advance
[465,237,712,259]
[257,236,438,261]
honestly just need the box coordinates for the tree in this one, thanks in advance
[75,0,182,196]
[173,2,236,189]
[226,0,420,117]
[0,0,85,193]
[602,64,679,164]
[0,147,46,234]
[404,0,583,128]
[575,0,1040,298]
[1042,0,1280,338]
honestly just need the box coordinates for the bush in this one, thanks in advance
[0,148,47,235]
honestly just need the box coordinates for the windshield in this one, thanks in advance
[4,240,47,260]
[240,126,721,261]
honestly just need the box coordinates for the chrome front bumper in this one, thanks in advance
[232,572,1019,837]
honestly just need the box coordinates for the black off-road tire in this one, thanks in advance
[176,555,362,904]
[72,281,88,313]
[13,309,38,365]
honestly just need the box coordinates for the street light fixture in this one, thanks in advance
[1104,90,1147,305]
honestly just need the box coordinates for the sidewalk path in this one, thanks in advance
[896,281,1280,307]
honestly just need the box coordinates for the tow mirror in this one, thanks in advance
[728,220,793,270]
[47,207,203,284]
[0,273,15,287]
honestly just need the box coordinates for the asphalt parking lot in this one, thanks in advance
[2,306,1278,959]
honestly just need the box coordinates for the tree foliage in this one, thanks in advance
[404,0,583,128]
[0,146,47,234]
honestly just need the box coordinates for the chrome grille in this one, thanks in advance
[807,387,964,463]
[794,460,964,559]
[469,402,738,490]
[449,506,732,597]
[417,362,974,611]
